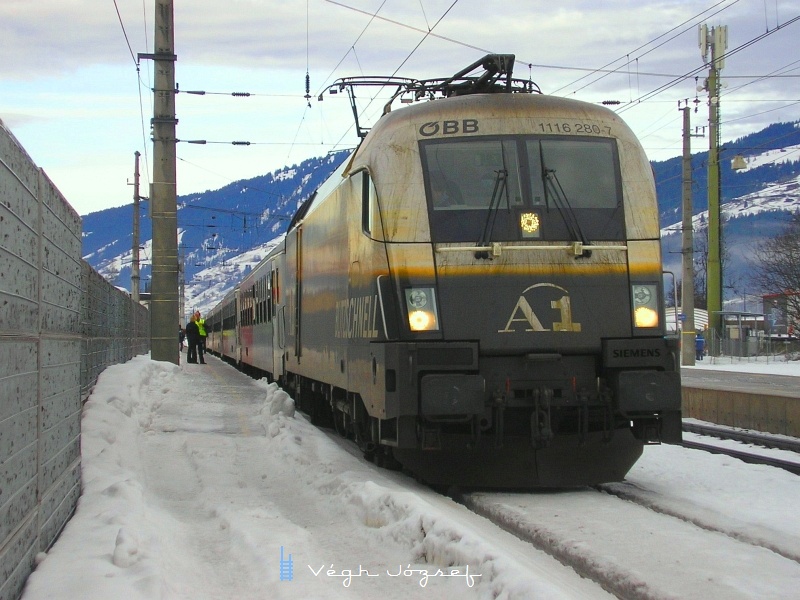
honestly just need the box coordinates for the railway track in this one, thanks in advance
[454,426,800,598]
[459,449,800,600]
[322,414,799,599]
[681,422,800,475]
[460,483,799,600]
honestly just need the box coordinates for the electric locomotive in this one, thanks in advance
[209,55,681,488]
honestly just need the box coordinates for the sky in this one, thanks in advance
[1,0,799,216]
[18,354,800,599]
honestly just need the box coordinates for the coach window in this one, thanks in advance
[266,273,273,321]
[258,278,263,324]
[271,269,279,318]
[260,276,267,323]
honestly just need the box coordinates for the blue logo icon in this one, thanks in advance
[280,546,293,582]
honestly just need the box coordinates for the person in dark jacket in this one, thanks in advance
[695,333,706,361]
[185,315,201,364]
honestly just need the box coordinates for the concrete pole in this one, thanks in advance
[701,24,726,348]
[706,61,721,342]
[178,247,185,328]
[680,106,696,366]
[149,0,179,364]
[132,151,141,303]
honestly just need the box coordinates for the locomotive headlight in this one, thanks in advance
[405,287,439,331]
[519,211,541,238]
[632,284,659,328]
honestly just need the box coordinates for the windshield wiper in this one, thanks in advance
[544,169,587,244]
[539,147,590,255]
[544,168,593,257]
[475,169,508,258]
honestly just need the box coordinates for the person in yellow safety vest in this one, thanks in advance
[194,310,207,364]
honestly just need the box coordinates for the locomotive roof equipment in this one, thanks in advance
[319,54,542,138]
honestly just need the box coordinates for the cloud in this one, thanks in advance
[0,1,129,78]
[1,0,798,215]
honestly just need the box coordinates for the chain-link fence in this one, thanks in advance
[702,328,800,363]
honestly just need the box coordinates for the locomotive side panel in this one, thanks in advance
[284,183,350,391]
[341,171,394,418]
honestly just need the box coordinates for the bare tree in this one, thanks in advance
[692,233,713,310]
[753,215,800,325]
[692,219,736,311]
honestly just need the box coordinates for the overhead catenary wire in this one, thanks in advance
[616,14,800,115]
[643,122,800,194]
[138,0,152,187]
[112,0,138,67]
[300,0,390,155]
[618,21,800,157]
[323,1,797,135]
[388,0,460,77]
[317,0,463,152]
[324,0,489,67]
[314,0,390,98]
[723,59,800,98]
[116,0,798,211]
[315,0,797,174]
[553,0,741,96]
[150,2,798,194]
[112,0,152,191]
[175,155,353,215]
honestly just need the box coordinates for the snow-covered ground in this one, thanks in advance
[683,354,800,376]
[19,355,800,599]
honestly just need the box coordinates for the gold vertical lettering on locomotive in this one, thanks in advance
[362,296,370,337]
[355,297,362,338]
[335,295,380,339]
[371,293,380,337]
[349,297,357,337]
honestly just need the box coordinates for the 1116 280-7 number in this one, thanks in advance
[538,122,611,135]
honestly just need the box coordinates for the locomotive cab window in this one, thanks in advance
[421,136,624,244]
[357,170,382,240]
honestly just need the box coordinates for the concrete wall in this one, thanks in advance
[0,120,149,600]
[682,387,800,438]
[82,264,150,396]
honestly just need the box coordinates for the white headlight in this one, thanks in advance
[634,306,659,328]
[409,310,434,331]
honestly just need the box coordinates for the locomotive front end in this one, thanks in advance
[359,92,681,487]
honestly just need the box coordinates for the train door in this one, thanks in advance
[271,264,285,381]
[294,226,303,362]
[234,287,242,364]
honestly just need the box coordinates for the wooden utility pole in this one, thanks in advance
[699,24,727,344]
[132,151,141,303]
[140,0,179,364]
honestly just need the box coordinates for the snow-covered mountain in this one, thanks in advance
[82,150,350,316]
[82,122,800,317]
[659,131,800,301]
